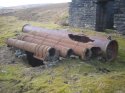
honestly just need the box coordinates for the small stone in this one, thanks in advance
[64,81,68,84]
[97,68,110,73]
[97,56,106,62]
[70,55,78,59]
[11,60,15,64]
[59,57,65,61]
[84,73,88,76]
[1,70,7,73]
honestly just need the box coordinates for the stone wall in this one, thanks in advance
[114,0,125,34]
[69,0,96,28]
[69,0,125,34]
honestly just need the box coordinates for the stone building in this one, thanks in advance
[69,0,125,34]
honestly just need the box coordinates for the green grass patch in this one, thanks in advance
[0,16,62,46]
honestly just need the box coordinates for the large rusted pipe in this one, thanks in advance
[22,25,98,48]
[22,24,68,37]
[22,26,95,56]
[89,36,118,61]
[6,38,56,61]
[17,34,74,58]
[68,34,118,61]
[17,34,92,60]
[20,31,95,51]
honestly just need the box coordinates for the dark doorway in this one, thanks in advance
[95,0,114,31]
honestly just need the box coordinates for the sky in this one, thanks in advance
[0,0,71,7]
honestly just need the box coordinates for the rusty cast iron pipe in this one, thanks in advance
[18,34,92,60]
[22,25,97,49]
[20,31,95,51]
[22,24,68,37]
[68,34,118,61]
[89,36,118,61]
[17,35,74,58]
[22,24,118,61]
[6,38,56,61]
[58,41,92,60]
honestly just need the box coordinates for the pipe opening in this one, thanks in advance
[84,49,92,60]
[48,48,56,56]
[67,49,74,57]
[26,51,44,67]
[91,47,102,57]
[22,24,30,32]
[106,40,118,61]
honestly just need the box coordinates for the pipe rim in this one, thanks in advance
[48,48,56,57]
[80,48,92,60]
[91,47,102,57]
[67,49,74,57]
[106,40,118,61]
[84,49,92,60]
[22,24,30,32]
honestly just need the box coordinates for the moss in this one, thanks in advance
[105,29,115,34]
[0,16,125,93]
[0,16,62,46]
[1,60,125,93]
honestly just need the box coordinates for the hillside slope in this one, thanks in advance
[1,3,69,23]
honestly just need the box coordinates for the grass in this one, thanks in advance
[0,16,62,46]
[0,16,125,93]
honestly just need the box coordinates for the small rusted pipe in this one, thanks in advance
[19,34,92,60]
[58,42,92,60]
[6,38,56,61]
[17,35,74,58]
[42,41,74,58]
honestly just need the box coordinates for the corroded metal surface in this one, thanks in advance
[18,33,92,60]
[6,38,56,61]
[6,24,118,65]
[22,24,68,37]
[17,34,74,58]
[22,24,118,61]
[68,34,118,61]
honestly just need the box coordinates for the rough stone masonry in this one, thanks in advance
[69,0,125,34]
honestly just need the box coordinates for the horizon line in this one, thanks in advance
[0,2,71,8]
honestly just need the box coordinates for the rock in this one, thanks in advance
[64,81,68,84]
[84,73,88,76]
[97,67,110,73]
[11,60,15,64]
[1,70,7,73]
[97,56,106,62]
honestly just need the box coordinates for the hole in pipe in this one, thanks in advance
[106,40,118,61]
[79,49,91,60]
[25,51,44,67]
[67,49,74,57]
[48,48,56,56]
[91,47,102,57]
[84,49,92,60]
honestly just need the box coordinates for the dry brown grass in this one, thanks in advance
[1,3,69,23]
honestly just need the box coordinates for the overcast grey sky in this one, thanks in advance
[0,0,71,7]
